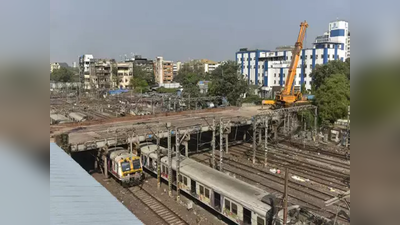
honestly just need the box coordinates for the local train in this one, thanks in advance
[106,147,145,186]
[139,143,301,225]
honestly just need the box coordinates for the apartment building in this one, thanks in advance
[89,59,115,89]
[154,56,174,85]
[116,61,133,89]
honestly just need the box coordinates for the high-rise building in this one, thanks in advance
[235,20,349,98]
[154,56,174,85]
[79,54,94,89]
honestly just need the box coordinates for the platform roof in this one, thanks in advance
[50,143,142,225]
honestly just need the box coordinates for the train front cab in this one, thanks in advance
[117,156,144,186]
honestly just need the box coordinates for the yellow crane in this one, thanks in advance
[263,21,310,108]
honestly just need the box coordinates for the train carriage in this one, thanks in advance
[140,143,295,225]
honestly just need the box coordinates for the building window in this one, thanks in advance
[321,54,324,59]
[274,73,276,77]
[304,64,307,68]
[316,55,319,59]
[305,81,307,84]
[274,80,276,84]
[305,55,308,59]
[300,56,302,59]
[262,65,265,69]
[310,55,313,59]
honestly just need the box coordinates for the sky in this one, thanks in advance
[50,0,350,64]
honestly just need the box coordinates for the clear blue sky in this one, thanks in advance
[50,0,350,64]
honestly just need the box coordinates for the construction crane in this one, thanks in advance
[263,21,311,108]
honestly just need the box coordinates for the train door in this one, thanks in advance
[214,192,221,212]
[191,179,196,195]
[243,207,252,225]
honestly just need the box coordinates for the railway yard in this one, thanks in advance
[51,95,351,225]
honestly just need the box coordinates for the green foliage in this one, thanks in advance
[50,67,75,82]
[111,63,118,88]
[156,87,179,93]
[315,74,350,126]
[301,83,308,94]
[209,61,249,105]
[130,77,148,93]
[133,65,155,86]
[243,94,262,104]
[174,62,208,97]
[311,60,350,90]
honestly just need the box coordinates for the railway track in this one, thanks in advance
[191,154,350,224]
[127,186,188,225]
[281,140,350,160]
[230,145,349,181]
[228,147,349,190]
[274,144,350,170]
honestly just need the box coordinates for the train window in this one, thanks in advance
[200,185,204,195]
[178,175,182,183]
[121,161,131,172]
[257,217,265,225]
[132,159,141,170]
[225,199,231,211]
[205,188,210,199]
[232,203,238,215]
[183,176,188,186]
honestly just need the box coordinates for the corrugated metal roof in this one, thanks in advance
[50,143,143,225]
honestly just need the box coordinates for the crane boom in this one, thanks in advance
[262,21,309,108]
[283,21,308,96]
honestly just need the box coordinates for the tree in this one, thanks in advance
[50,67,75,82]
[311,60,350,90]
[133,65,155,86]
[129,77,148,93]
[301,83,308,95]
[315,74,350,126]
[174,62,208,97]
[111,63,118,88]
[208,61,249,105]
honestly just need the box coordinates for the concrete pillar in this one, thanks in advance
[219,119,223,171]
[184,141,189,157]
[156,137,161,189]
[252,121,256,164]
[258,128,262,144]
[175,130,181,201]
[225,134,228,153]
[167,123,172,197]
[103,155,108,178]
[264,118,268,167]
[212,119,216,169]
